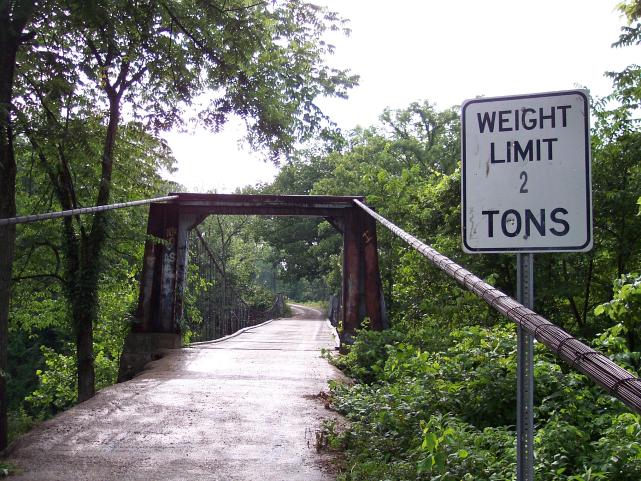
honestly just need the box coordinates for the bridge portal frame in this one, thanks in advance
[119,193,386,380]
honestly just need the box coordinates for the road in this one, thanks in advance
[4,305,343,481]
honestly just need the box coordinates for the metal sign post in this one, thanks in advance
[516,253,534,481]
[461,90,593,481]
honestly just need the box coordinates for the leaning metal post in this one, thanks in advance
[516,253,534,481]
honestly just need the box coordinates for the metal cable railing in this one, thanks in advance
[0,195,179,226]
[353,199,641,414]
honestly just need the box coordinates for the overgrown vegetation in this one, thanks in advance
[2,1,641,479]
[258,3,641,479]
[326,319,641,480]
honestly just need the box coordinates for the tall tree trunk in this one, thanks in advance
[62,224,102,403]
[0,43,18,450]
[74,91,120,402]
[0,0,36,448]
[74,296,96,401]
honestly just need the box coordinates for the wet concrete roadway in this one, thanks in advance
[4,305,343,480]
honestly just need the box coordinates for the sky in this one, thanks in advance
[162,0,640,192]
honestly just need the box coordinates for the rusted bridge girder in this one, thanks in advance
[119,194,386,380]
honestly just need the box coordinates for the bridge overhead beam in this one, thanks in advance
[170,193,362,217]
[120,194,386,380]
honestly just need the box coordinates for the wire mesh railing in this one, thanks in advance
[186,228,285,342]
[353,199,641,415]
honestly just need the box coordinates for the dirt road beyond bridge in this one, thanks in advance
[4,305,343,481]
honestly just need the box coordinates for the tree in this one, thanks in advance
[379,101,459,174]
[253,156,342,299]
[0,0,40,451]
[8,125,176,419]
[13,0,356,403]
[608,0,641,111]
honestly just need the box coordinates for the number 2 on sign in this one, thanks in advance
[519,171,528,193]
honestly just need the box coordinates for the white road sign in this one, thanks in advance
[461,90,592,253]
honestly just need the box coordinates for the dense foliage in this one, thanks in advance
[2,0,355,447]
[326,319,641,480]
[247,3,641,479]
[1,2,640,480]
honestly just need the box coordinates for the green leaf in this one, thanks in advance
[422,432,438,452]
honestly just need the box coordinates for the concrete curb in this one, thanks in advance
[187,318,276,347]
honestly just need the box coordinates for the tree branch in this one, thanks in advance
[221,1,266,14]
[85,38,105,68]
[12,273,65,285]
[159,2,225,67]
[121,65,148,92]
[15,239,61,280]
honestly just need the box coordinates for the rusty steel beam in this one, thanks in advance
[134,239,157,332]
[341,209,387,335]
[171,192,363,206]
[174,214,201,332]
[342,208,362,339]
[133,202,180,333]
[178,205,354,217]
[158,226,178,332]
[362,212,387,330]
[171,193,363,217]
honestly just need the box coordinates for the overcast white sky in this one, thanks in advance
[163,0,640,192]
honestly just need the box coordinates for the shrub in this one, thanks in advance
[329,322,641,480]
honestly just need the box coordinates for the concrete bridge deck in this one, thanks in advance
[4,305,343,481]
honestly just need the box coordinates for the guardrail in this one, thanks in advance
[189,228,285,341]
[353,199,641,414]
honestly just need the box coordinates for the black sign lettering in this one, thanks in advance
[501,209,521,237]
[479,207,571,238]
[482,210,500,237]
[550,207,570,236]
[476,105,572,133]
[525,209,545,236]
